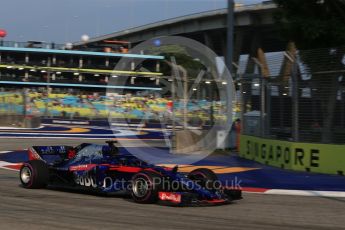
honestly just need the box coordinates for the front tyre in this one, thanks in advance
[188,168,221,190]
[131,171,162,203]
[20,160,49,189]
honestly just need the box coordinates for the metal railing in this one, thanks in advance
[0,40,65,50]
[238,46,345,144]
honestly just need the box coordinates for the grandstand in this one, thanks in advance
[0,39,232,128]
[0,41,163,90]
[0,88,227,125]
[0,41,165,126]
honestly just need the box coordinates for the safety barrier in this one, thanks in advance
[239,135,345,176]
[0,115,41,128]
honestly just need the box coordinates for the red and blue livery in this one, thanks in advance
[19,141,242,205]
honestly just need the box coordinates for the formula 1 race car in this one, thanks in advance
[19,141,242,206]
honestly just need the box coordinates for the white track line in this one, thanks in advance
[0,161,21,171]
[0,151,12,154]
[263,189,345,198]
[0,136,163,140]
[0,132,117,136]
[0,136,111,139]
[0,126,44,130]
[0,129,139,136]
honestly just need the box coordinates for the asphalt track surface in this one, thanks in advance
[1,139,345,230]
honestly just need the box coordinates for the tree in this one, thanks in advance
[274,0,345,49]
[273,0,345,143]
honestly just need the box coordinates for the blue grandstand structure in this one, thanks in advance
[0,41,224,124]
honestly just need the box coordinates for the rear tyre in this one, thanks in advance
[20,160,49,189]
[131,170,162,203]
[188,168,221,190]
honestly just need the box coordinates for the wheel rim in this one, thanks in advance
[21,166,32,184]
[133,178,149,198]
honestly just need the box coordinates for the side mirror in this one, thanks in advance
[172,165,179,174]
[106,140,119,156]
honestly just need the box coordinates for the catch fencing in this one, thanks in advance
[238,45,345,144]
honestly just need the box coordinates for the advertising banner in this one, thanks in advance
[240,135,345,175]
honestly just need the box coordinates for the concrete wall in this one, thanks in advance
[174,129,217,154]
[0,115,41,128]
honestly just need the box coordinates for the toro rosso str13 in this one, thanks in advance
[19,141,242,205]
